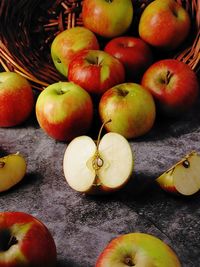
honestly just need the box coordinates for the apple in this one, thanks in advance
[51,26,99,77]
[0,72,34,127]
[138,0,191,50]
[0,211,57,267]
[0,153,26,192]
[68,49,125,95]
[96,232,181,267]
[141,59,199,116]
[104,36,153,81]
[35,82,93,141]
[63,120,134,194]
[82,0,133,38]
[99,83,156,139]
[156,151,200,196]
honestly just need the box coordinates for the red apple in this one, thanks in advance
[138,0,191,50]
[104,36,153,81]
[99,83,156,139]
[35,82,93,141]
[51,26,99,77]
[141,59,199,116]
[68,50,125,95]
[96,233,181,267]
[0,72,34,127]
[0,211,56,267]
[82,0,133,38]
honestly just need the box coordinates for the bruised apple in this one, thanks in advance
[63,121,134,194]
[157,151,200,196]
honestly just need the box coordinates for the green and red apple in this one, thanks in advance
[104,36,153,81]
[68,49,125,95]
[141,59,199,116]
[139,0,191,50]
[35,82,93,141]
[0,72,34,127]
[51,26,99,77]
[0,153,26,192]
[0,211,57,267]
[96,233,181,266]
[99,83,156,139]
[63,121,134,194]
[157,151,200,196]
[82,0,133,38]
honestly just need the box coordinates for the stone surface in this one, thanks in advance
[0,100,200,267]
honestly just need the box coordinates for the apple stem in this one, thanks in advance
[0,161,5,168]
[96,119,111,149]
[92,119,111,171]
[165,71,173,84]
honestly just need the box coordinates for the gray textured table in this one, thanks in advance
[0,97,200,267]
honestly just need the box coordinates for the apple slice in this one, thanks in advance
[156,151,200,195]
[63,121,134,194]
[0,153,26,192]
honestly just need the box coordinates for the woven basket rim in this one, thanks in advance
[0,0,199,91]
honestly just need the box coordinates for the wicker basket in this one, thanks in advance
[0,0,199,91]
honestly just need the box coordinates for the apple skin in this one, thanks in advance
[82,0,133,38]
[0,153,27,192]
[35,82,93,141]
[96,233,181,267]
[99,83,156,139]
[156,170,179,195]
[0,211,57,267]
[138,0,191,50]
[0,72,34,127]
[51,26,99,77]
[104,36,153,81]
[141,59,199,116]
[68,50,125,95]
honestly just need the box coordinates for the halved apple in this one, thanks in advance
[156,151,200,195]
[0,153,27,192]
[63,123,134,194]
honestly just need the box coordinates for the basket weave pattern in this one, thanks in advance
[0,0,199,90]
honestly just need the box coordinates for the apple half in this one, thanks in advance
[63,124,134,194]
[0,153,26,192]
[156,151,200,195]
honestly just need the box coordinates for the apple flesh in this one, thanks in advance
[141,59,199,116]
[36,82,93,141]
[0,153,26,192]
[82,0,133,38]
[68,49,125,95]
[104,36,153,81]
[139,0,191,50]
[99,83,156,139]
[0,72,34,127]
[0,211,57,267]
[63,123,134,194]
[157,151,200,196]
[51,26,99,77]
[96,233,181,267]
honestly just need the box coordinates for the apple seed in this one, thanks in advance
[182,159,190,168]
[92,152,104,170]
